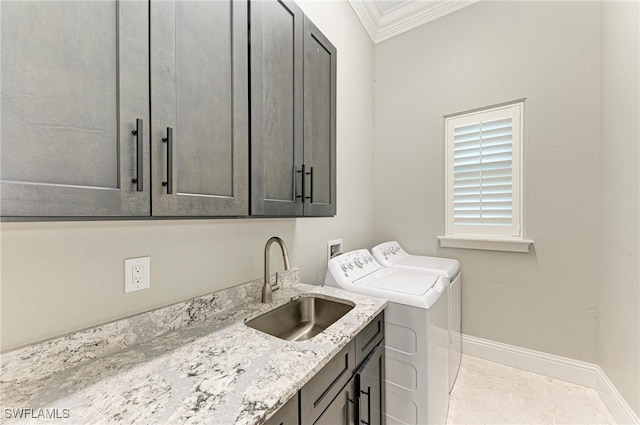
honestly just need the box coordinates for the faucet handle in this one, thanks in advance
[270,273,281,291]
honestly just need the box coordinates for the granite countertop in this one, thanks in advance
[0,270,387,424]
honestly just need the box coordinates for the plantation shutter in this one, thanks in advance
[453,117,513,226]
[446,103,522,238]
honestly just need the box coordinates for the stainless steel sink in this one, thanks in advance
[245,295,354,341]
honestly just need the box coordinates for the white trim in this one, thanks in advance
[346,0,378,42]
[462,334,640,424]
[438,235,533,253]
[462,334,598,386]
[595,366,640,425]
[347,0,479,44]
[444,101,524,240]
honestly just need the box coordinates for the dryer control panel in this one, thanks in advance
[325,249,382,286]
[371,241,410,266]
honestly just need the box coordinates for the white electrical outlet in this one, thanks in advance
[327,239,343,260]
[125,257,150,293]
[132,264,144,285]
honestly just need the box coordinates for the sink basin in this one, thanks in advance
[245,295,354,341]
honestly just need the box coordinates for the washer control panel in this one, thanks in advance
[371,241,409,266]
[326,249,382,286]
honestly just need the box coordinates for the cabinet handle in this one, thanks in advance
[348,395,359,425]
[161,127,173,194]
[305,166,314,203]
[360,386,371,425]
[296,164,305,203]
[131,118,143,192]
[296,165,305,202]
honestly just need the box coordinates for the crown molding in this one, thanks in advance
[348,0,379,42]
[348,0,480,43]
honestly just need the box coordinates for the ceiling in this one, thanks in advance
[348,0,479,43]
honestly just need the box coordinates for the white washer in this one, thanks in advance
[325,249,449,425]
[372,241,462,393]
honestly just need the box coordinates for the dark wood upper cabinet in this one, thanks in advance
[250,0,337,217]
[1,1,150,217]
[150,0,249,217]
[303,16,337,217]
[250,0,305,216]
[1,0,335,220]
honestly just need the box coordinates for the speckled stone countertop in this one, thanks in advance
[0,270,387,424]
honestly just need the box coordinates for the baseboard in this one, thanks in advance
[594,366,640,425]
[461,334,639,425]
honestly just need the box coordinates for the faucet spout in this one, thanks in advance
[263,236,291,303]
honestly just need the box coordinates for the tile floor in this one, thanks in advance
[447,355,618,425]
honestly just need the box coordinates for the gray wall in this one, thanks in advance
[598,1,640,416]
[0,0,375,351]
[373,1,601,362]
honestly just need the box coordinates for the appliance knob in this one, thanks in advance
[341,264,348,272]
[355,258,364,267]
[348,262,355,269]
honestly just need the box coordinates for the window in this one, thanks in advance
[439,100,532,252]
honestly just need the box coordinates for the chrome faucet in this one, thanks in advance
[263,236,291,303]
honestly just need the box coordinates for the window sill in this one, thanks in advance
[437,236,534,253]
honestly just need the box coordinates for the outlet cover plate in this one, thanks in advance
[125,257,150,293]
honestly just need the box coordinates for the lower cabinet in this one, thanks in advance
[313,378,357,425]
[300,340,355,421]
[312,342,385,425]
[356,342,386,425]
[265,393,298,425]
[266,312,385,425]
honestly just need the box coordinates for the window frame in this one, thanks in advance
[441,100,531,251]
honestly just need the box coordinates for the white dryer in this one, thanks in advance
[325,249,449,425]
[371,241,462,392]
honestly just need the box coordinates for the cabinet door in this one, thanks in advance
[313,379,357,425]
[356,342,386,425]
[265,393,298,425]
[300,341,356,423]
[1,1,150,217]
[250,0,304,216]
[150,0,249,217]
[355,312,385,366]
[302,16,337,217]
